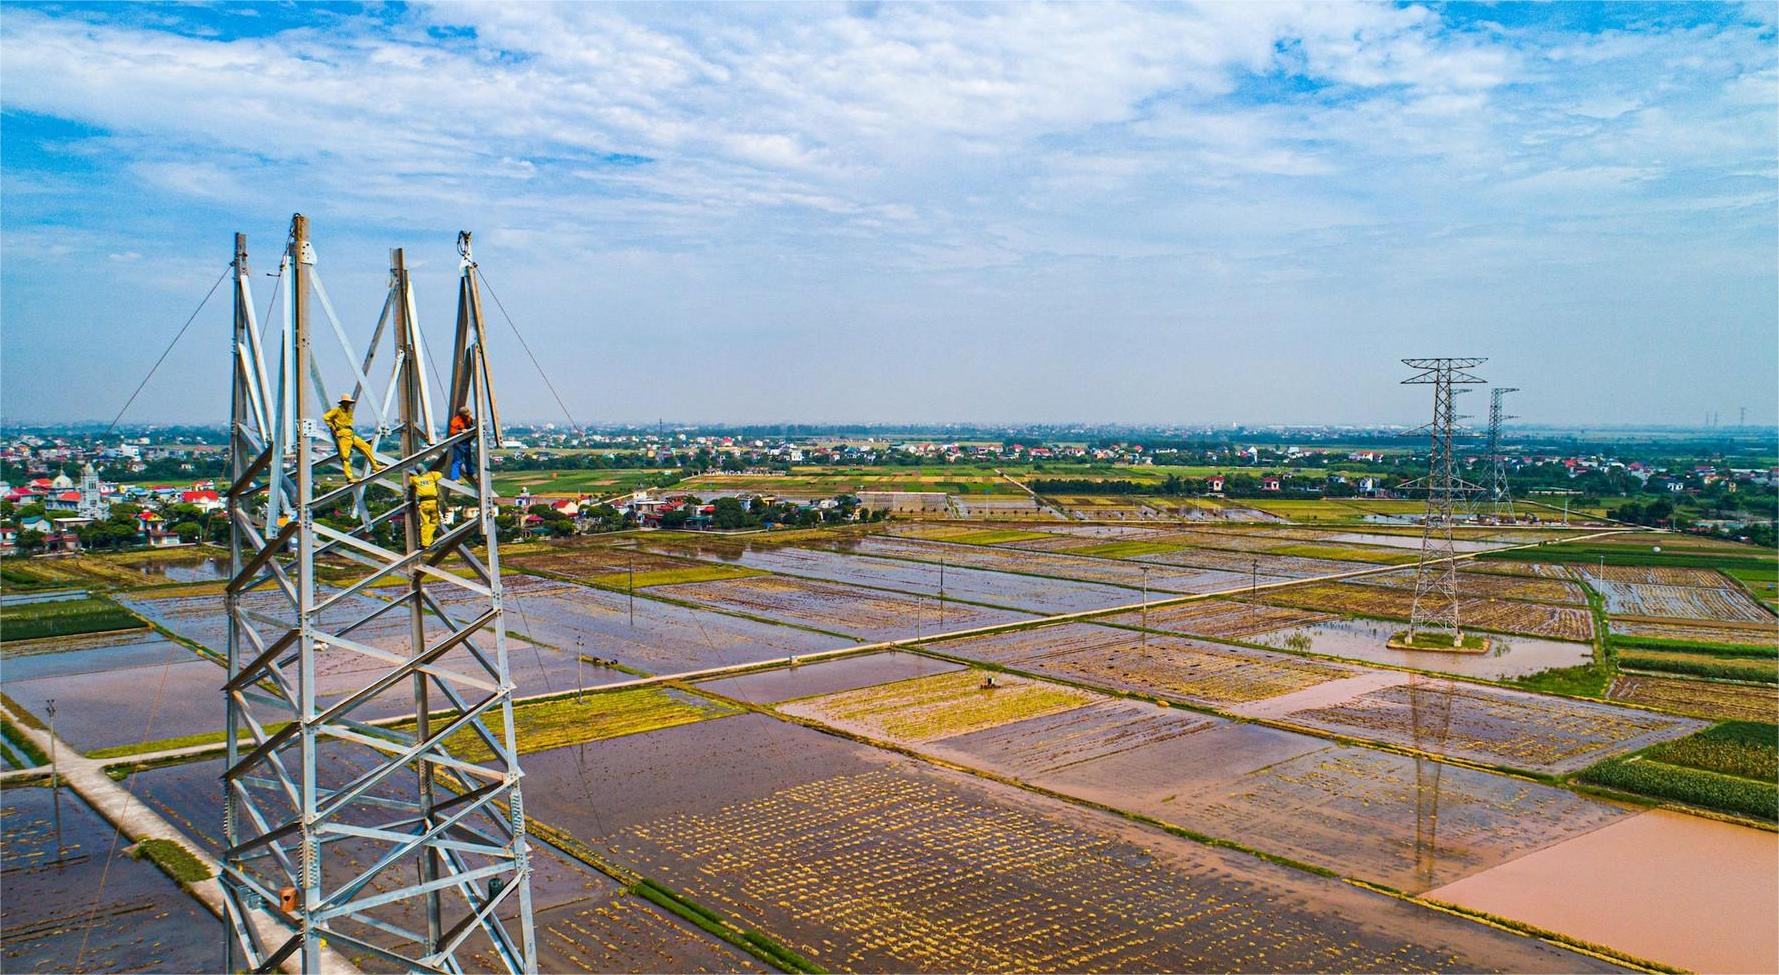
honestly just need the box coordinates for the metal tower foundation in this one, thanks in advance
[223,215,535,973]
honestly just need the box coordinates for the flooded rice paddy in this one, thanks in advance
[924,622,1356,707]
[127,753,763,974]
[1246,616,1593,678]
[654,574,1032,641]
[518,714,1621,974]
[0,785,220,974]
[697,650,963,704]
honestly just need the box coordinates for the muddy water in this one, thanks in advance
[134,556,228,583]
[0,632,196,682]
[712,545,1147,614]
[1427,809,1779,974]
[697,651,963,704]
[0,785,219,973]
[1249,616,1592,678]
[4,655,228,752]
[1324,532,1500,552]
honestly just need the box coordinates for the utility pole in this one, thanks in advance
[1485,388,1519,523]
[1140,565,1150,651]
[45,699,62,860]
[1401,357,1487,646]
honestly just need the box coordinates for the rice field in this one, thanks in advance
[1579,565,1771,619]
[1,785,220,974]
[1099,598,1336,639]
[655,574,1032,641]
[1608,617,1779,648]
[822,536,1253,593]
[1256,582,1597,641]
[1607,673,1779,723]
[1247,617,1593,680]
[1278,678,1703,775]
[685,542,1147,614]
[697,651,964,705]
[521,715,1619,974]
[126,750,764,974]
[781,669,1097,743]
[1351,568,1590,606]
[924,622,1353,706]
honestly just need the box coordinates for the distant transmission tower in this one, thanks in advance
[1485,387,1518,522]
[222,216,536,973]
[1401,357,1487,644]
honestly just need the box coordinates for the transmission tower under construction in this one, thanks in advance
[1485,387,1518,522]
[1400,357,1487,646]
[222,215,536,973]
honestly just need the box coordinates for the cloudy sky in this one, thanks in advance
[2,2,1774,427]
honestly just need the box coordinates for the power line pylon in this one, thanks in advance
[223,215,536,974]
[1400,357,1487,645]
[1485,387,1518,522]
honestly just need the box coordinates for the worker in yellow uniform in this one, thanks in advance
[322,395,376,478]
[410,469,444,547]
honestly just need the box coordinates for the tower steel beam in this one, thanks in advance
[223,215,536,974]
[1486,387,1519,521]
[1400,357,1487,644]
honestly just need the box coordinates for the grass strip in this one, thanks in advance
[0,692,47,730]
[129,838,214,884]
[1609,634,1777,658]
[1619,651,1778,684]
[1,717,49,767]
[631,879,826,974]
[1509,661,1613,698]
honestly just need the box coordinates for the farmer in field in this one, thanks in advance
[448,405,475,481]
[409,468,444,547]
[322,394,377,479]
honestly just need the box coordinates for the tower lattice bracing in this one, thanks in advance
[222,215,536,973]
[1485,387,1519,521]
[1401,357,1487,643]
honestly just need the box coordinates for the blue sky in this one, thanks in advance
[2,1,1774,427]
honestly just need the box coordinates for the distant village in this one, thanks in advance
[2,426,1773,554]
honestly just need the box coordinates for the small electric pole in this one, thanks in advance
[45,698,62,860]
[628,555,636,627]
[1140,565,1150,651]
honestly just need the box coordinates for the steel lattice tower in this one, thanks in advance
[1401,357,1487,644]
[1485,387,1519,521]
[223,215,536,974]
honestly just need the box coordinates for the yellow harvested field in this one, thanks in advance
[1607,673,1779,723]
[781,669,1095,743]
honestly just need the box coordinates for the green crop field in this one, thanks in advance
[1578,721,1778,822]
[1,596,144,641]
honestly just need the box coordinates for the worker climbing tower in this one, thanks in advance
[221,215,535,973]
